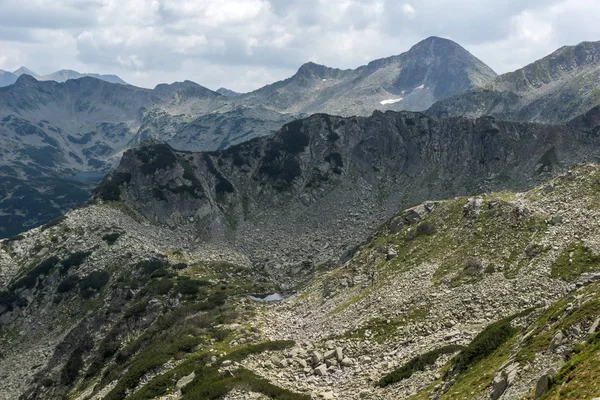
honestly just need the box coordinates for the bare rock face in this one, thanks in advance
[97,109,600,284]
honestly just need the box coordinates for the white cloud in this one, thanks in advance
[0,0,599,90]
[402,3,416,17]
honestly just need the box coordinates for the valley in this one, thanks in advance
[1,32,600,400]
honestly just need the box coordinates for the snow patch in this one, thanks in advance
[415,84,425,90]
[380,98,403,105]
[322,79,327,82]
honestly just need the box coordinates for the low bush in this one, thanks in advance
[80,271,109,298]
[57,275,80,293]
[377,345,464,387]
[464,258,484,276]
[147,279,174,295]
[60,251,92,273]
[172,262,188,270]
[9,256,60,290]
[102,232,121,245]
[178,279,201,295]
[40,215,67,232]
[406,222,437,240]
[451,318,516,374]
[137,259,168,276]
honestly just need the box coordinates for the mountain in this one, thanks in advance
[4,37,600,241]
[428,40,600,123]
[0,70,18,87]
[2,110,600,399]
[40,69,129,85]
[217,87,241,97]
[12,66,40,79]
[12,66,127,85]
[93,108,600,282]
[0,75,229,238]
[236,36,497,116]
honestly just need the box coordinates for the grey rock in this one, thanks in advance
[534,368,557,398]
[548,331,564,353]
[313,364,327,376]
[176,371,196,389]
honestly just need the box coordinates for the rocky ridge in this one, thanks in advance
[428,40,600,123]
[237,36,497,116]
[99,107,600,284]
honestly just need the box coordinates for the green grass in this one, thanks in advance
[541,332,600,400]
[551,241,600,281]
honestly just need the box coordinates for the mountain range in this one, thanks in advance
[0,67,128,87]
[5,36,600,241]
[3,34,600,400]
[2,105,600,399]
[428,40,600,122]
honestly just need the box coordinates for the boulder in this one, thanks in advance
[324,349,336,360]
[176,371,195,390]
[313,364,327,376]
[341,358,354,367]
[548,331,563,353]
[491,374,508,400]
[335,347,344,361]
[386,248,398,261]
[311,351,323,365]
[589,317,600,336]
[534,368,557,398]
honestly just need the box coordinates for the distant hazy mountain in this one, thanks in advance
[217,87,241,97]
[0,75,226,237]
[9,66,128,86]
[0,70,17,87]
[428,40,600,122]
[41,69,128,85]
[236,36,498,116]
[12,66,40,79]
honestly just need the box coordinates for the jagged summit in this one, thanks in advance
[428,39,600,122]
[12,66,39,78]
[237,38,496,116]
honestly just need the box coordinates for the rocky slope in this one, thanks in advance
[0,75,229,238]
[428,40,600,123]
[97,107,600,284]
[2,163,600,400]
[0,69,17,87]
[237,36,497,116]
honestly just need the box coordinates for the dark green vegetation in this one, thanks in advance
[182,366,310,400]
[60,251,92,273]
[377,345,464,387]
[37,255,291,400]
[551,241,600,281]
[135,143,178,175]
[9,256,60,291]
[40,216,68,232]
[257,119,309,190]
[101,232,121,245]
[94,172,132,202]
[450,318,516,375]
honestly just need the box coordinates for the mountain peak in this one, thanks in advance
[216,87,240,97]
[407,36,467,56]
[13,66,39,78]
[14,73,39,85]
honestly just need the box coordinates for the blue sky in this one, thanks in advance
[0,0,598,92]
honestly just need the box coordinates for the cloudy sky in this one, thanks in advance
[0,0,598,92]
